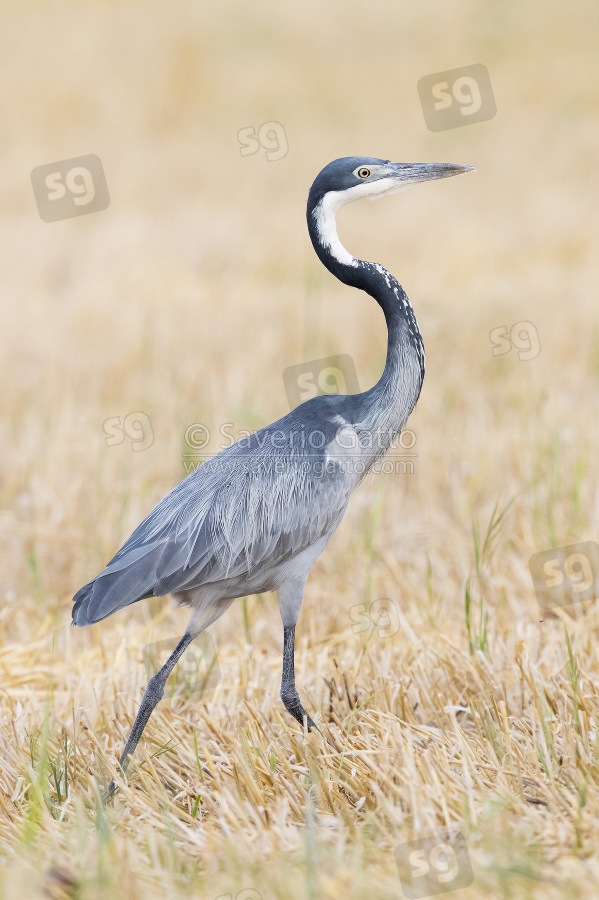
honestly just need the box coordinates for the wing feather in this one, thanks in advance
[72,404,358,625]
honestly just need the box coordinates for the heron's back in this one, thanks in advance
[72,399,359,625]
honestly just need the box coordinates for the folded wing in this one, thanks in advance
[72,405,357,625]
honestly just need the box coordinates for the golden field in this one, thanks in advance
[1,1,599,897]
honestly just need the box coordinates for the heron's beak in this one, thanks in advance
[388,162,475,185]
[364,162,475,202]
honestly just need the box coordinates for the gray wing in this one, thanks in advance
[72,402,359,624]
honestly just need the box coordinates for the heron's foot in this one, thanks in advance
[281,687,319,734]
[104,751,131,804]
[104,779,117,804]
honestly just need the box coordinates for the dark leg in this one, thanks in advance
[108,632,193,797]
[280,624,318,732]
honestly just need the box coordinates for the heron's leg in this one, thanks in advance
[281,623,317,732]
[108,595,234,798]
[108,633,193,796]
[277,579,318,731]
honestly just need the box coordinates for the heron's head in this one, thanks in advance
[307,156,474,273]
[309,156,474,209]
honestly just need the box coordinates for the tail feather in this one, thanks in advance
[71,549,159,625]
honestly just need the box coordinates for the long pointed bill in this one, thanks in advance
[389,161,475,185]
[361,162,475,202]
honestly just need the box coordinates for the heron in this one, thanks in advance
[72,156,473,786]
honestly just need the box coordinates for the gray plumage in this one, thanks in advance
[72,156,473,789]
[73,373,419,626]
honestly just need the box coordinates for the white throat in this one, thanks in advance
[312,191,358,268]
[313,178,409,269]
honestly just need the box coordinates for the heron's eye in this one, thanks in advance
[357,167,371,178]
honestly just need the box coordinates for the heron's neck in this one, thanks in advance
[307,193,425,444]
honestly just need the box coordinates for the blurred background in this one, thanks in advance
[1,1,599,897]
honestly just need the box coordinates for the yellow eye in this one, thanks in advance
[357,167,371,178]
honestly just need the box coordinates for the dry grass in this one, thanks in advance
[1,0,599,897]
